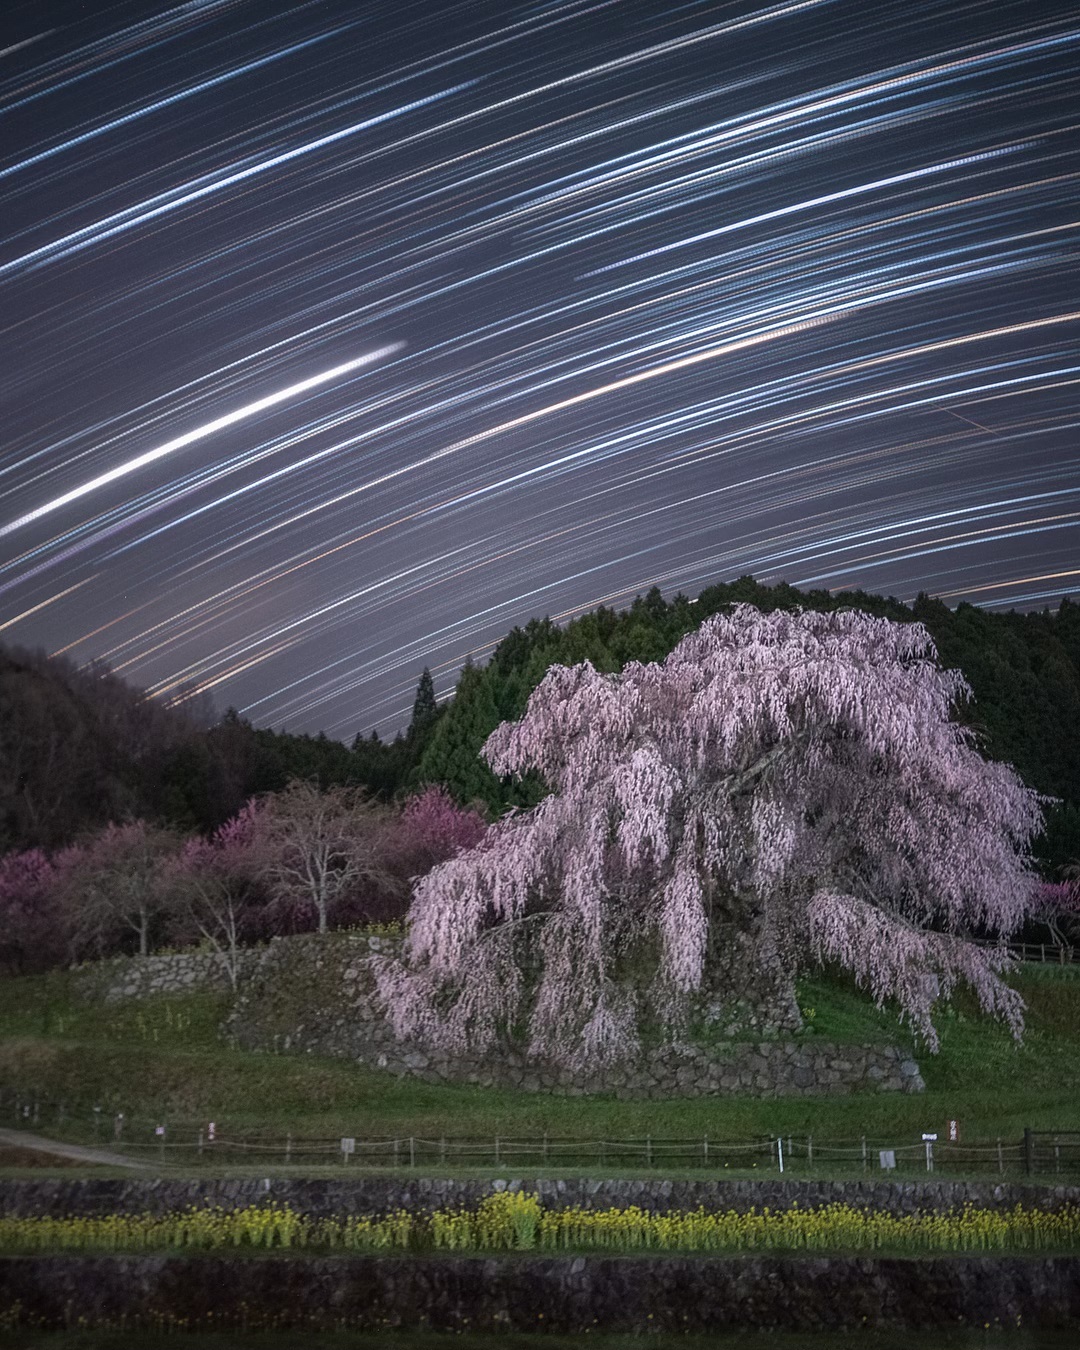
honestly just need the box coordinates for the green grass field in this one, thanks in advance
[0,960,1078,1175]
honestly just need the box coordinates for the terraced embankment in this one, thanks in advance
[2,1179,1080,1333]
[2,1251,1080,1333]
[2,1175,1079,1216]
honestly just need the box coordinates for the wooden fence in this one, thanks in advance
[51,1125,1080,1177]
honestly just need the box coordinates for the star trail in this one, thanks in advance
[1,0,1078,736]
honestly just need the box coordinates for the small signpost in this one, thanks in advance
[948,1119,960,1143]
[341,1136,356,1165]
[878,1150,896,1170]
[922,1132,937,1172]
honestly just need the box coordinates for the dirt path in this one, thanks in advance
[0,1126,157,1170]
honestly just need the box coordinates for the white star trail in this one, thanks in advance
[0,346,403,539]
[0,0,1077,735]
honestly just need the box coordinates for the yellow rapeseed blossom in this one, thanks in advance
[1,1197,1077,1256]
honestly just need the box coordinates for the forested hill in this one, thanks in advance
[417,578,1080,875]
[2,577,1079,874]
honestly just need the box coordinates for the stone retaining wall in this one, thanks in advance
[5,1177,1076,1219]
[74,948,266,1002]
[226,932,925,1097]
[2,1253,1079,1332]
[73,931,925,1097]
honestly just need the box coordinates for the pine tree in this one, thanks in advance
[408,668,438,742]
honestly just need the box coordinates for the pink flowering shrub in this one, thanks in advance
[396,786,487,868]
[53,820,181,960]
[1028,878,1080,947]
[0,848,64,973]
[377,605,1044,1068]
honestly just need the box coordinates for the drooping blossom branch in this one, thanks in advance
[376,605,1045,1069]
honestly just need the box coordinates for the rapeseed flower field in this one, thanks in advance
[2,1192,1078,1256]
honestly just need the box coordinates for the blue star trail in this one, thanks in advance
[1,0,1077,736]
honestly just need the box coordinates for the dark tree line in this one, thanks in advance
[3,583,1079,875]
[417,580,1080,877]
[0,645,443,853]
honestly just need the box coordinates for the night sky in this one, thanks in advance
[1,0,1078,738]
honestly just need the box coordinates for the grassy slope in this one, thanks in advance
[0,963,1078,1155]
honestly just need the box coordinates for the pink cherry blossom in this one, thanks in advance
[377,605,1045,1067]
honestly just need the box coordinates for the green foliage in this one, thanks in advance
[4,579,1078,867]
[418,578,1080,872]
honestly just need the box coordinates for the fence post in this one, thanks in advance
[440,1137,447,1166]
[703,1135,708,1166]
[409,1136,416,1168]
[807,1135,813,1170]
[1024,1128,1035,1175]
[494,1136,500,1169]
[285,1133,292,1166]
[646,1134,652,1167]
[542,1133,548,1166]
[198,1129,204,1157]
[997,1138,1004,1175]
[861,1136,867,1173]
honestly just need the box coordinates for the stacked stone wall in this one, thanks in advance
[73,948,266,1002]
[2,1253,1079,1333]
[3,1176,1077,1219]
[73,931,925,1097]
[225,932,924,1097]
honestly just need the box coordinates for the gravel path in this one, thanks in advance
[0,1126,155,1171]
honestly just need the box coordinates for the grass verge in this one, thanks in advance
[0,962,1078,1172]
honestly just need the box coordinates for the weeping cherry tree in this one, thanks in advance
[376,605,1045,1069]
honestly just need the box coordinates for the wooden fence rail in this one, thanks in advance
[36,1126,1080,1177]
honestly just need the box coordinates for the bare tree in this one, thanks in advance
[166,804,261,991]
[56,820,181,959]
[250,780,396,933]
